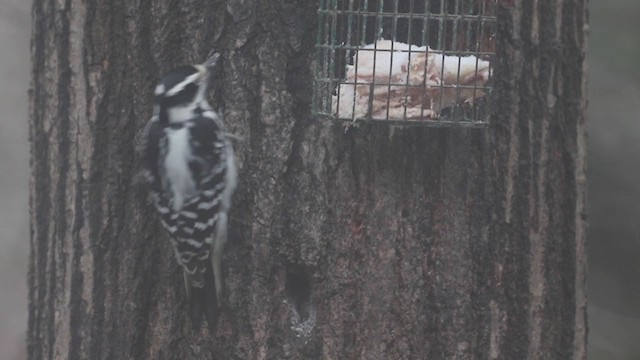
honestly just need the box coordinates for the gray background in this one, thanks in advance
[0,1,30,359]
[0,1,637,358]
[587,1,640,358]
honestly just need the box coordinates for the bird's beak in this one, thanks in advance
[203,51,221,69]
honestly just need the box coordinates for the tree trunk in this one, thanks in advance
[28,0,588,359]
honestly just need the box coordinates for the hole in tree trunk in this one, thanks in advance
[285,264,312,321]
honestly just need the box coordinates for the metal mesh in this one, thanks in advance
[313,0,497,127]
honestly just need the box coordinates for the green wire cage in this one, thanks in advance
[313,0,497,127]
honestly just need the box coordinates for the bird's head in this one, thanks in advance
[154,52,220,124]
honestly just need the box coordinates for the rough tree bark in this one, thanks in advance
[28,0,588,359]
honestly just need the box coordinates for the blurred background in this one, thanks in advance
[0,1,638,359]
[0,1,30,359]
[587,1,640,358]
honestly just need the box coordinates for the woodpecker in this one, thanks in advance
[140,52,237,329]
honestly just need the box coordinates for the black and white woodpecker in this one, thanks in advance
[140,52,237,329]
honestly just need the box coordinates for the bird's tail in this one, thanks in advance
[181,212,229,331]
[183,258,218,331]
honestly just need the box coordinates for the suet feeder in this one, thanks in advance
[313,0,497,127]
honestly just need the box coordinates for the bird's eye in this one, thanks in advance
[170,83,198,105]
[184,83,197,93]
